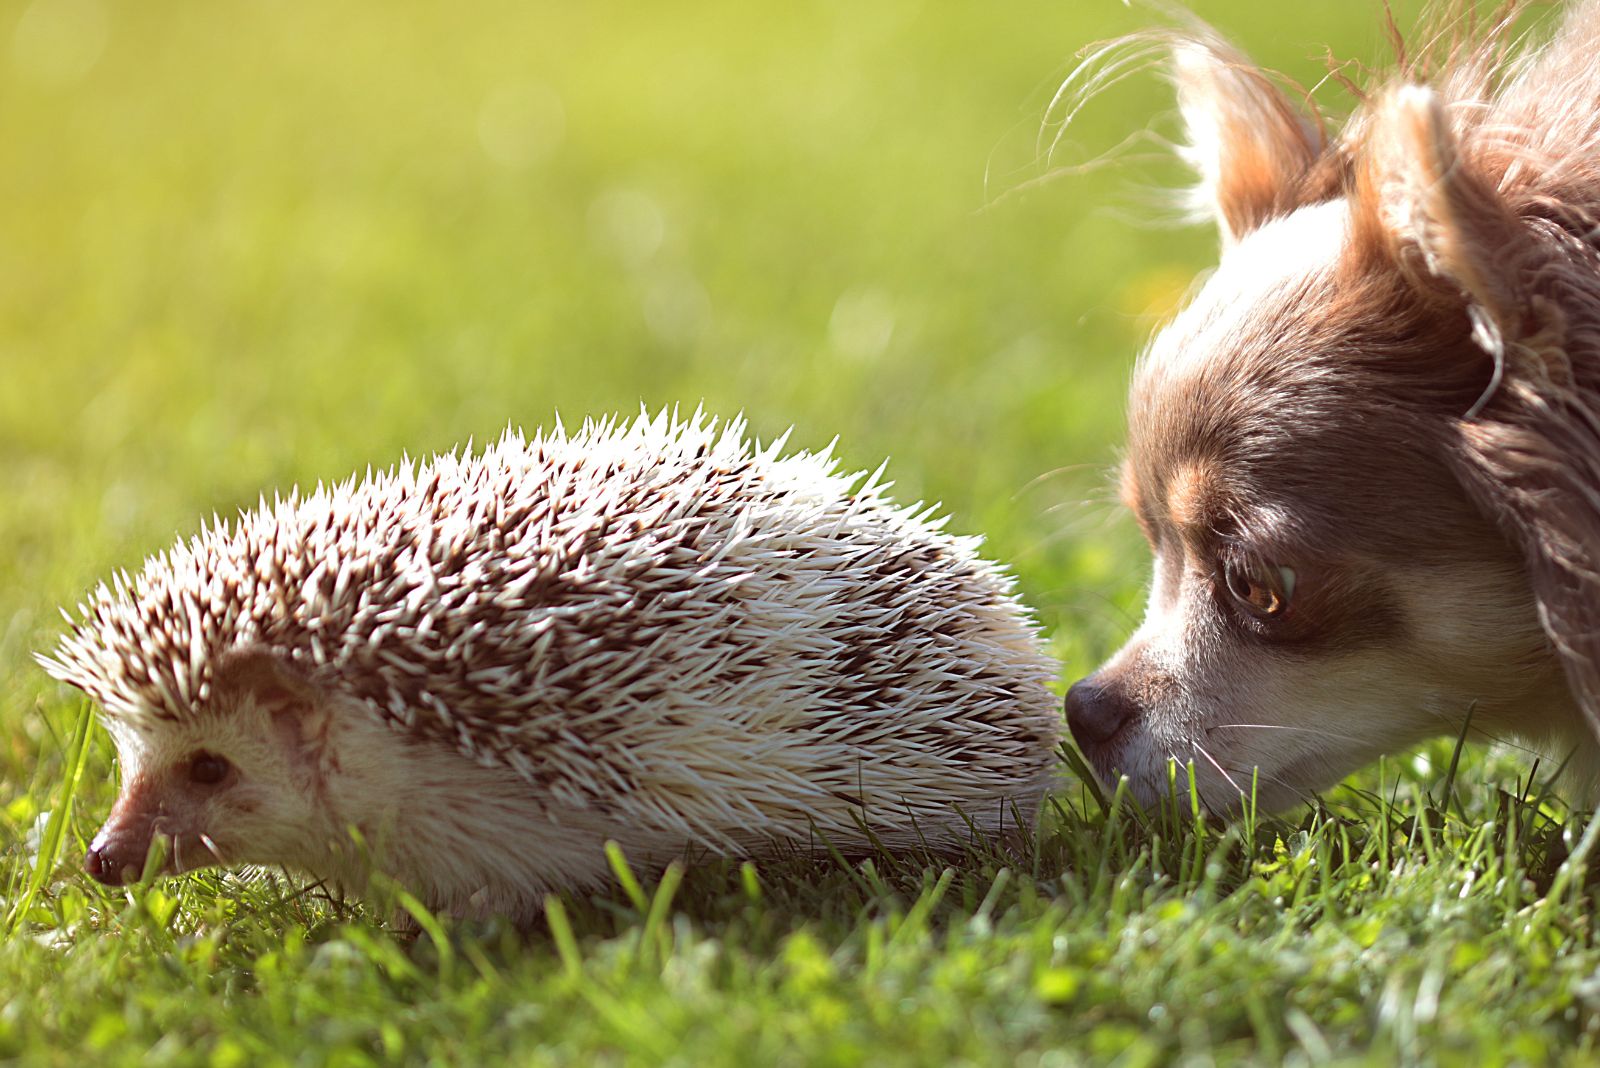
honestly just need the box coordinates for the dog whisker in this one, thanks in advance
[1220,762,1322,809]
[1207,723,1368,744]
[1422,709,1550,760]
[1191,740,1246,797]
[1010,464,1102,500]
[1043,497,1120,520]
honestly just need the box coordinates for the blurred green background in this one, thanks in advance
[0,0,1427,781]
[23,3,1599,1064]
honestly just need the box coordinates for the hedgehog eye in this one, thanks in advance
[1221,558,1294,618]
[187,751,232,786]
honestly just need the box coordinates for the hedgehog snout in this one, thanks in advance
[85,793,161,886]
[84,838,140,886]
[85,754,239,885]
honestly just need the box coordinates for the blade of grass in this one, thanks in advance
[543,894,583,981]
[640,862,683,966]
[604,840,650,914]
[6,699,94,934]
[1439,701,1476,818]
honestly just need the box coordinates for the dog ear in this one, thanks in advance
[1355,85,1535,366]
[1171,40,1324,247]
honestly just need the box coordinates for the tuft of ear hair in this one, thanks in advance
[1171,39,1324,247]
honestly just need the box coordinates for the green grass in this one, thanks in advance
[3,0,1598,1063]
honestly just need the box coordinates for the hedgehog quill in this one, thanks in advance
[40,411,1060,922]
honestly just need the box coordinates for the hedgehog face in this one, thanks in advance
[84,649,349,886]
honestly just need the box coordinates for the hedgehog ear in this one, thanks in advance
[1355,85,1533,358]
[212,647,321,719]
[1172,39,1323,247]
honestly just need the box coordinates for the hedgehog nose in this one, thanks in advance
[1065,674,1137,747]
[85,828,146,886]
[84,844,120,885]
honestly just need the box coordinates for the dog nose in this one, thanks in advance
[1065,675,1137,746]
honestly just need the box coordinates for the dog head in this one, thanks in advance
[1067,16,1600,813]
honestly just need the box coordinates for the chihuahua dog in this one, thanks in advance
[1065,1,1600,812]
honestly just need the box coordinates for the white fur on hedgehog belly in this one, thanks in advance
[309,700,673,915]
[311,690,1036,919]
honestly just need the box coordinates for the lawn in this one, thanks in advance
[4,0,1599,1063]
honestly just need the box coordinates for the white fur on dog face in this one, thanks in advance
[1147,201,1351,384]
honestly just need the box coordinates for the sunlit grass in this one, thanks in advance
[4,0,1598,1063]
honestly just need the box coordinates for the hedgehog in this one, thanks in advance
[39,410,1060,922]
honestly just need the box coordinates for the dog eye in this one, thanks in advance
[187,751,232,786]
[1222,559,1295,617]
